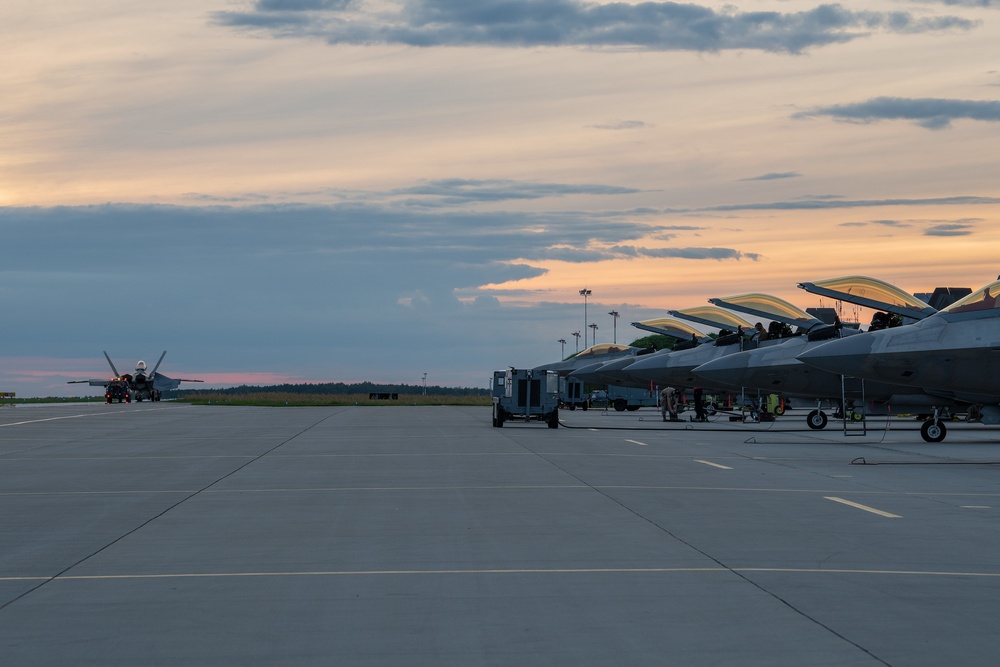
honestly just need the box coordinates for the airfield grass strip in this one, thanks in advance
[176,392,492,407]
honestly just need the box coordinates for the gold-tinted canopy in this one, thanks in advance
[633,317,706,339]
[709,293,819,328]
[798,275,934,319]
[668,305,753,331]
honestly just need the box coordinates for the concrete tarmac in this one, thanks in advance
[3,402,1000,665]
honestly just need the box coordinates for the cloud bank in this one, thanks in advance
[0,185,761,389]
[211,0,976,53]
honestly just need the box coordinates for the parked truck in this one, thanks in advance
[491,368,560,428]
[607,385,659,412]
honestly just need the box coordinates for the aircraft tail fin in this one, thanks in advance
[103,351,121,378]
[149,351,167,378]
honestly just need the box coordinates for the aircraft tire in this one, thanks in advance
[806,410,828,430]
[921,420,946,443]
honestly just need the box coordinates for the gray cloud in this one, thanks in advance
[794,96,1000,129]
[390,178,641,204]
[925,222,976,236]
[739,171,802,181]
[621,246,762,261]
[838,218,979,236]
[211,1,976,54]
[929,0,1000,7]
[591,120,649,130]
[695,195,1000,211]
[839,219,911,227]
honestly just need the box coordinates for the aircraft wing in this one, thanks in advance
[152,374,204,391]
[67,379,113,387]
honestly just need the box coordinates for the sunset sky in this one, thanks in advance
[3,0,999,396]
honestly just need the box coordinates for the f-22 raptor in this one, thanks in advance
[69,351,203,403]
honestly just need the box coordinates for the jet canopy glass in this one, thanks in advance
[632,317,706,340]
[709,293,820,329]
[573,344,642,359]
[798,275,934,319]
[668,306,752,331]
[941,280,1000,319]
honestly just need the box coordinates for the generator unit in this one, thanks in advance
[491,368,560,428]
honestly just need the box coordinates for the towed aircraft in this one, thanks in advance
[693,276,939,429]
[69,351,203,403]
[797,279,1000,442]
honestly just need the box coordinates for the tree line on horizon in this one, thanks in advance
[168,381,489,398]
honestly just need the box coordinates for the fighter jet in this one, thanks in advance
[623,306,757,388]
[693,277,938,428]
[569,318,707,387]
[69,351,203,403]
[533,343,650,376]
[797,279,1000,441]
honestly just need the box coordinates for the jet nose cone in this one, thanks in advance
[797,335,875,376]
[693,354,749,389]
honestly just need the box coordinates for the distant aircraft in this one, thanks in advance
[798,279,1000,442]
[69,351,203,403]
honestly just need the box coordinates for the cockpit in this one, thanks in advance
[941,280,1000,319]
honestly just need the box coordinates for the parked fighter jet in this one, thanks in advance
[623,306,756,387]
[69,351,203,403]
[693,277,936,428]
[570,318,707,387]
[533,343,649,376]
[798,279,1000,442]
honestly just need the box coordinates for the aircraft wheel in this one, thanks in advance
[807,410,828,430]
[921,420,946,443]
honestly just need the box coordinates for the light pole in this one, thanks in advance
[580,288,592,347]
[608,310,619,344]
[422,372,427,395]
[572,331,581,353]
[558,338,566,358]
[589,323,598,345]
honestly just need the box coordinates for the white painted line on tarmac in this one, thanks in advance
[695,459,732,470]
[0,411,131,427]
[825,496,901,518]
[9,566,1000,582]
[0,405,180,427]
[625,439,648,447]
[961,505,990,509]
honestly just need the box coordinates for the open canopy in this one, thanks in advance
[668,306,752,331]
[709,293,820,330]
[798,275,935,320]
[631,317,707,340]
